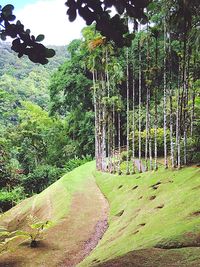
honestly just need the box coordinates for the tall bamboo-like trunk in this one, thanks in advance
[105,48,111,172]
[191,85,195,137]
[101,74,107,171]
[176,58,181,169]
[132,49,135,174]
[118,111,122,175]
[98,96,103,171]
[183,38,188,166]
[190,56,196,136]
[154,34,158,170]
[169,32,175,168]
[145,89,149,171]
[92,59,99,170]
[126,48,130,175]
[163,15,168,169]
[138,27,142,173]
[112,102,116,173]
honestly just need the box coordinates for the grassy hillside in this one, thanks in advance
[0,163,200,266]
[0,162,108,266]
[79,165,200,267]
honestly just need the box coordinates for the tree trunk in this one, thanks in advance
[118,111,122,175]
[154,35,158,170]
[92,59,99,170]
[101,74,107,171]
[112,102,116,173]
[176,58,181,169]
[163,15,168,169]
[126,48,130,175]
[169,32,175,168]
[132,48,135,174]
[138,27,142,173]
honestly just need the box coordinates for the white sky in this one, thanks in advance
[15,0,85,46]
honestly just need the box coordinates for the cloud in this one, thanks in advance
[15,0,85,46]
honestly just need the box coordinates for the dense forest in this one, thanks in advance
[0,42,93,211]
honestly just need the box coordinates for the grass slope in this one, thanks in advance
[79,165,200,267]
[0,162,108,267]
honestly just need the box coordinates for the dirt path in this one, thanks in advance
[0,173,109,267]
[59,178,109,267]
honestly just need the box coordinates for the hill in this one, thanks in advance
[0,162,200,266]
[0,42,69,110]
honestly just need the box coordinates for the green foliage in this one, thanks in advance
[64,155,92,172]
[0,216,52,253]
[21,165,63,195]
[120,151,132,162]
[0,187,25,212]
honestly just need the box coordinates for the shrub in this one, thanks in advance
[64,155,92,172]
[21,165,63,195]
[0,187,25,212]
[121,151,132,162]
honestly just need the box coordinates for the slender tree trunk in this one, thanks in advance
[112,102,116,173]
[92,59,99,170]
[126,48,130,175]
[138,27,142,173]
[191,85,195,137]
[154,36,158,170]
[176,58,181,169]
[105,48,112,172]
[169,32,175,168]
[145,90,149,171]
[132,49,135,174]
[183,39,188,165]
[190,56,196,136]
[118,111,122,175]
[163,15,168,169]
[101,74,107,171]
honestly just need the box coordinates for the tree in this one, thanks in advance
[0,4,55,64]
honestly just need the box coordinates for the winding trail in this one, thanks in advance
[59,177,109,267]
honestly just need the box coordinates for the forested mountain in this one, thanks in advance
[0,42,69,109]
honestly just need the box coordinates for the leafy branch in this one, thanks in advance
[0,4,55,64]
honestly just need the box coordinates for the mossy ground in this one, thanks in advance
[79,165,200,266]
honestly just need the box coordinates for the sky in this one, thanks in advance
[1,0,85,45]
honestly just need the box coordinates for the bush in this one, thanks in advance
[121,151,132,162]
[64,155,92,172]
[0,187,25,212]
[21,165,63,195]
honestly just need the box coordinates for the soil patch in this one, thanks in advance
[132,185,138,190]
[116,210,124,217]
[149,195,156,200]
[156,204,164,209]
[191,211,200,216]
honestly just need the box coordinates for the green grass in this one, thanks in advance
[0,161,96,228]
[79,165,200,266]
